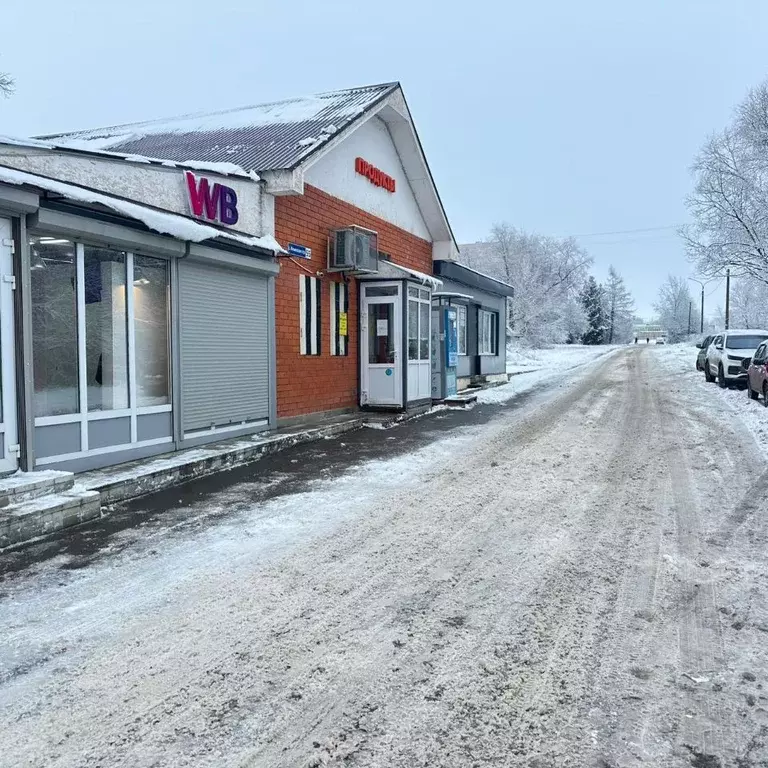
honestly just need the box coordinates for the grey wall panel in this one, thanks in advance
[137,411,173,441]
[42,441,171,474]
[35,422,81,459]
[179,261,271,433]
[436,276,508,377]
[88,417,131,449]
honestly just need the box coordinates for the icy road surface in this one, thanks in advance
[3,346,768,767]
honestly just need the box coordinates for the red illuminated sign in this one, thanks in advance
[355,157,396,193]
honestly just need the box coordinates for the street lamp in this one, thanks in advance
[688,276,718,334]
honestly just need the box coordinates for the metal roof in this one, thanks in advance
[38,83,399,172]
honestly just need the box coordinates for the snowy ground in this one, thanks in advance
[505,342,620,375]
[654,341,768,455]
[2,347,768,767]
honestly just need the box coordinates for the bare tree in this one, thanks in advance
[0,60,13,98]
[461,224,592,346]
[683,81,768,281]
[603,265,635,344]
[654,275,696,341]
[728,276,768,329]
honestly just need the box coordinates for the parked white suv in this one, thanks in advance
[704,329,768,387]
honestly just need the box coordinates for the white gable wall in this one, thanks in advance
[303,116,431,241]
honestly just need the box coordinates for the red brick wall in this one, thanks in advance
[274,184,433,419]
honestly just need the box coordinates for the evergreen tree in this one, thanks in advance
[603,266,635,344]
[580,276,606,345]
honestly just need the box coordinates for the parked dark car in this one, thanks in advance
[747,341,768,406]
[695,335,713,371]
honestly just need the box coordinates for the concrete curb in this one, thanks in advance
[87,418,366,507]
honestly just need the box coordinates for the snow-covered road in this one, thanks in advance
[3,346,768,767]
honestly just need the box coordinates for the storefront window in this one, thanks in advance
[479,309,498,355]
[457,304,467,355]
[419,302,430,360]
[31,237,79,416]
[408,299,419,360]
[84,247,128,411]
[134,256,170,406]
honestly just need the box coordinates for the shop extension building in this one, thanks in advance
[0,82,512,475]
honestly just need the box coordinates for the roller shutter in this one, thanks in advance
[179,260,270,434]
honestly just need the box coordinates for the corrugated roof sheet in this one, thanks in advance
[38,83,399,172]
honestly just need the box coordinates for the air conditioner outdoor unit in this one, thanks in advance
[328,226,379,273]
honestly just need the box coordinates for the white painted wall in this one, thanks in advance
[0,147,267,237]
[304,117,431,241]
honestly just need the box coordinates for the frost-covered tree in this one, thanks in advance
[580,276,606,345]
[602,266,635,344]
[728,276,768,329]
[682,80,768,282]
[563,296,588,344]
[0,53,13,98]
[460,224,592,346]
[654,275,695,341]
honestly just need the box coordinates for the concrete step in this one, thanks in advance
[0,470,75,508]
[444,392,478,407]
[0,485,101,550]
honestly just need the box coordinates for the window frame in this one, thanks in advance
[407,284,432,362]
[478,308,499,356]
[456,304,467,356]
[31,235,173,459]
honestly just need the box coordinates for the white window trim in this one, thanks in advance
[35,436,173,466]
[479,309,498,356]
[33,245,173,452]
[407,284,431,363]
[456,304,467,356]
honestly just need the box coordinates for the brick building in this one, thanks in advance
[41,82,459,434]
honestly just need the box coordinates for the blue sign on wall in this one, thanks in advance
[445,307,458,368]
[288,242,312,259]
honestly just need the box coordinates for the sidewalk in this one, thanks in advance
[1,413,365,551]
[0,402,468,551]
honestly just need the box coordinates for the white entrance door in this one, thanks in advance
[361,283,402,407]
[0,220,17,473]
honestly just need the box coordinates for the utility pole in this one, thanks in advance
[725,268,731,330]
[687,301,692,335]
[689,277,716,334]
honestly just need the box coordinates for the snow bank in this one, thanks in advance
[506,343,619,375]
[480,344,619,404]
[654,343,768,454]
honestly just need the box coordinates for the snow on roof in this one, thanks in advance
[0,164,282,254]
[452,257,514,289]
[378,260,442,290]
[38,83,399,172]
[0,135,261,181]
[432,291,475,300]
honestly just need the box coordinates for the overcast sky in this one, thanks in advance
[2,0,766,317]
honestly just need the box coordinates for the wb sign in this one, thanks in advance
[185,171,239,226]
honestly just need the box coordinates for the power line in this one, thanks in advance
[570,224,683,238]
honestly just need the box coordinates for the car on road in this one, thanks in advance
[747,341,768,406]
[703,329,768,387]
[695,335,714,371]
[655,338,666,345]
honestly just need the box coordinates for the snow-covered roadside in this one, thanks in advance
[506,343,620,375]
[479,344,620,404]
[654,343,768,454]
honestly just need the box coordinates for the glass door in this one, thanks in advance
[361,284,402,406]
[0,219,17,473]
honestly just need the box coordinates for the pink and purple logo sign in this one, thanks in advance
[185,171,239,226]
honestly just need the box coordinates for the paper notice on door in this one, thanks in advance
[338,312,348,336]
[376,319,389,336]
